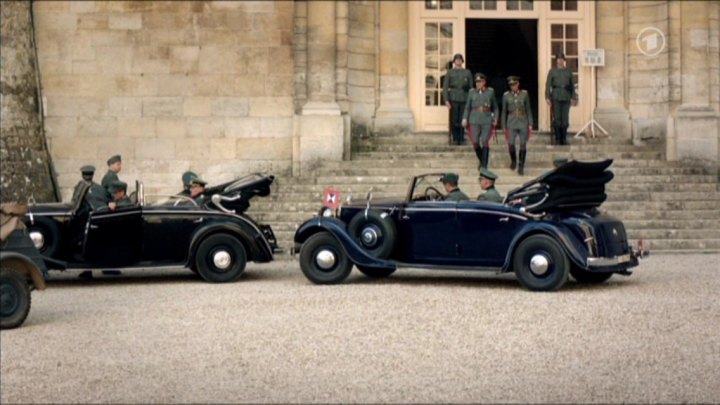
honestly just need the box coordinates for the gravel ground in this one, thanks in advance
[1,253,719,404]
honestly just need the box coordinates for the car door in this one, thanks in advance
[83,206,143,266]
[397,201,459,265]
[141,206,202,263]
[455,201,527,267]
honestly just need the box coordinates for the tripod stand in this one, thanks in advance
[574,65,609,139]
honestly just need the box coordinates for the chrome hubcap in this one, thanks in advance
[315,249,336,270]
[212,250,232,270]
[29,231,45,250]
[529,254,550,275]
[361,226,380,247]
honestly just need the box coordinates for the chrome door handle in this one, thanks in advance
[90,224,99,229]
[193,218,204,223]
[402,215,410,220]
[499,217,509,222]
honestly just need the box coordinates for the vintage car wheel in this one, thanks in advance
[0,269,31,330]
[299,233,352,284]
[27,217,60,258]
[195,234,247,283]
[570,266,613,284]
[356,265,395,279]
[347,210,397,259]
[513,235,569,291]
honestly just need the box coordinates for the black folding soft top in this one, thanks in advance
[505,159,614,213]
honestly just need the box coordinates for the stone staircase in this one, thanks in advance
[248,131,720,258]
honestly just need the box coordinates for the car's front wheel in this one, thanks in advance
[0,269,31,329]
[195,234,247,283]
[513,235,569,291]
[299,232,352,284]
[356,265,395,279]
[570,266,613,284]
[27,217,60,258]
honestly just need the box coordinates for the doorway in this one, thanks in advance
[465,19,538,130]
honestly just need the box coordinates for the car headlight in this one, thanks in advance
[319,207,334,218]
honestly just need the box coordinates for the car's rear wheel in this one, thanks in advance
[299,232,352,284]
[27,217,60,258]
[0,268,31,329]
[347,210,397,259]
[356,265,395,279]
[513,235,569,291]
[570,265,613,284]
[195,234,247,283]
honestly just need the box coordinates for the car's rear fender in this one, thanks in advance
[187,220,273,266]
[294,217,395,269]
[502,222,588,272]
[0,252,47,291]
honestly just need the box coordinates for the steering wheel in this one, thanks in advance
[424,186,444,201]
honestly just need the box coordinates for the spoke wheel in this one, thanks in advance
[299,233,352,284]
[0,269,31,329]
[513,235,569,291]
[195,234,247,283]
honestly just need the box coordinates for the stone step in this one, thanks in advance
[356,131,635,146]
[627,229,720,239]
[353,151,666,161]
[355,142,662,153]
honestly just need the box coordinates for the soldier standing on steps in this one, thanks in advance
[463,73,498,170]
[443,53,473,146]
[545,53,577,146]
[502,76,533,176]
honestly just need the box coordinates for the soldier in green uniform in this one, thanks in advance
[101,154,123,199]
[179,171,198,197]
[188,175,208,206]
[71,165,108,210]
[545,53,577,145]
[443,53,473,145]
[463,73,499,170]
[440,173,469,201]
[106,180,133,210]
[502,76,534,176]
[477,168,503,203]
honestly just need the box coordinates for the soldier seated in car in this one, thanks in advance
[104,180,133,211]
[179,171,198,197]
[440,173,469,201]
[477,169,503,203]
[188,175,208,206]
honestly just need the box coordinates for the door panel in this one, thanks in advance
[141,209,200,263]
[398,202,458,264]
[83,207,143,266]
[456,202,524,266]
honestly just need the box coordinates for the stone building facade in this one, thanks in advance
[6,0,718,201]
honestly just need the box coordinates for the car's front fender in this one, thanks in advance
[502,222,588,272]
[294,217,395,269]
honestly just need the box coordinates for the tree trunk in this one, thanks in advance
[0,1,57,203]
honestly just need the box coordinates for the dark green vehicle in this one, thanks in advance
[1,203,48,329]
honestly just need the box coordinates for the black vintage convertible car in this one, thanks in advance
[23,173,278,283]
[294,160,647,291]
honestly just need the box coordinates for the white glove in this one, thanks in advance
[461,119,467,127]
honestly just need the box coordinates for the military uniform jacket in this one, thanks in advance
[445,188,469,202]
[463,88,499,125]
[477,187,503,203]
[502,90,534,129]
[101,171,119,193]
[86,182,108,210]
[443,68,473,103]
[545,67,576,101]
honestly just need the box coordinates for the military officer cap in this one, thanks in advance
[440,173,459,185]
[80,165,96,174]
[553,158,569,167]
[474,72,486,82]
[452,53,464,62]
[107,154,122,165]
[108,180,127,193]
[507,75,520,85]
[182,171,198,187]
[479,168,498,181]
[556,52,566,60]
[189,174,208,186]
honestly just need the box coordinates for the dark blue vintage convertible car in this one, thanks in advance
[293,160,647,291]
[23,174,278,283]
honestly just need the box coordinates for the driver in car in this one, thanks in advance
[188,175,208,205]
[441,173,469,201]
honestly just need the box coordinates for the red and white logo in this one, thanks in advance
[323,187,342,209]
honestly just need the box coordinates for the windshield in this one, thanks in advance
[408,173,447,201]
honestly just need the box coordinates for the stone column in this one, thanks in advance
[0,1,57,202]
[296,1,345,173]
[374,1,414,135]
[674,1,719,162]
[594,1,632,141]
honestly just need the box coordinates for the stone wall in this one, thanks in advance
[346,1,376,133]
[0,1,57,202]
[33,0,294,201]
